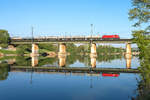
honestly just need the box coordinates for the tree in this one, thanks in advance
[0,30,10,48]
[129,1,150,99]
[129,0,150,28]
[129,0,150,56]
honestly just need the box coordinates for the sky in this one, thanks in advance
[0,0,133,38]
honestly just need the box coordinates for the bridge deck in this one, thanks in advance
[10,66,140,73]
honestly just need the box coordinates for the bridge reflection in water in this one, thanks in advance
[31,55,132,69]
[58,55,66,67]
[9,54,138,85]
[31,56,38,67]
[91,57,96,68]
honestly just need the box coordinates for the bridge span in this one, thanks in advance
[10,37,133,59]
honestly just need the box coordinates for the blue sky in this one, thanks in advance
[0,0,133,38]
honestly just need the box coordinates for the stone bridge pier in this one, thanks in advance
[90,43,97,58]
[58,43,66,56]
[125,43,132,59]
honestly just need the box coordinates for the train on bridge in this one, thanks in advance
[11,35,120,42]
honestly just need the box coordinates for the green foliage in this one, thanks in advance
[129,0,150,99]
[129,0,150,57]
[38,44,58,52]
[16,44,31,55]
[132,30,150,58]
[0,30,10,48]
[129,0,150,56]
[0,49,16,54]
[129,0,150,28]
[76,44,90,54]
[66,43,77,54]
[66,43,123,55]
[97,45,123,55]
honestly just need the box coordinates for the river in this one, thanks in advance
[0,55,142,100]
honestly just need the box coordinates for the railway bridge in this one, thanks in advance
[11,36,133,67]
[11,37,133,66]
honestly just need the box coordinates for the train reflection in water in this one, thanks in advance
[102,73,120,77]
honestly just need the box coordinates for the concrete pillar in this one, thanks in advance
[32,44,39,54]
[91,57,96,68]
[126,43,131,54]
[31,44,39,57]
[58,43,66,56]
[32,56,38,67]
[126,58,131,69]
[90,43,97,58]
[125,43,132,59]
[58,56,66,67]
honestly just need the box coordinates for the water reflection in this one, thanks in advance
[90,57,96,68]
[58,55,66,67]
[31,56,38,67]
[132,56,150,100]
[0,55,142,100]
[0,54,137,69]
[126,58,131,69]
[0,62,9,81]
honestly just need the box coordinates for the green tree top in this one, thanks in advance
[0,29,10,48]
[129,0,150,29]
[129,0,150,55]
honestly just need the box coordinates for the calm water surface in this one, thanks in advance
[0,55,140,100]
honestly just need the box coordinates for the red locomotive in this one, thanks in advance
[102,35,120,40]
